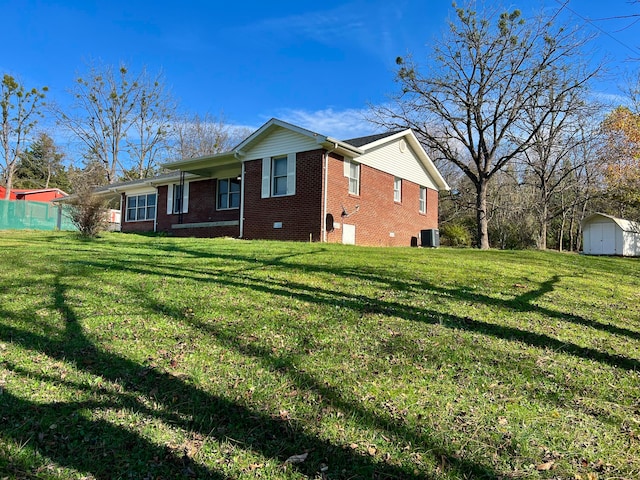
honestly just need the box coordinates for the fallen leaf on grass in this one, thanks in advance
[279,410,290,420]
[367,446,377,456]
[284,452,308,464]
[536,461,554,471]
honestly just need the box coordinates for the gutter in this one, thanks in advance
[320,137,363,158]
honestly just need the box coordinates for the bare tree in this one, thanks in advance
[124,71,176,180]
[370,2,599,248]
[55,62,174,183]
[1,74,47,199]
[170,112,251,160]
[515,91,602,249]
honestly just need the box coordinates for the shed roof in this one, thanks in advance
[582,213,640,233]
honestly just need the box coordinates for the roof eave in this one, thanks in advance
[322,137,364,157]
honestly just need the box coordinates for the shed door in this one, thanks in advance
[590,224,604,255]
[342,224,356,245]
[602,223,616,254]
[590,222,616,255]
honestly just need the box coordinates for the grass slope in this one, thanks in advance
[0,231,639,479]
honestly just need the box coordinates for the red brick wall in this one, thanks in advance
[121,179,240,237]
[324,153,439,247]
[242,150,324,241]
[121,219,154,233]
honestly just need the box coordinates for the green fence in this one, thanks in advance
[0,199,77,231]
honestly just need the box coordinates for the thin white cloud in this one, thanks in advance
[591,91,628,108]
[235,1,406,64]
[274,107,381,139]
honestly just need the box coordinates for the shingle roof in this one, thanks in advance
[342,130,405,148]
[93,172,179,193]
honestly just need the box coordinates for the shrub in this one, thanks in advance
[440,223,472,247]
[65,172,109,238]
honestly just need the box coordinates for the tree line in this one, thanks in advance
[371,2,640,250]
[2,1,639,249]
[1,65,250,198]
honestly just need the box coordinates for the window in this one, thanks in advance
[261,153,296,198]
[217,178,240,209]
[166,181,189,215]
[348,161,360,195]
[394,177,402,202]
[126,193,156,221]
[419,186,427,213]
[173,184,183,214]
[272,156,288,196]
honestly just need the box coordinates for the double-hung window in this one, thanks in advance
[394,177,402,202]
[261,153,296,198]
[348,161,360,195]
[126,193,156,221]
[419,186,427,213]
[217,178,240,209]
[166,181,189,215]
[172,184,183,214]
[272,157,288,196]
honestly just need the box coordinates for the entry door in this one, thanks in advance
[602,223,616,254]
[342,224,356,245]
[591,224,604,254]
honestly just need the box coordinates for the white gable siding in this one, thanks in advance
[242,126,320,160]
[358,140,438,190]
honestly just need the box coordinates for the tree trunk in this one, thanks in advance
[476,180,490,249]
[538,201,548,250]
[559,211,566,252]
[4,166,14,200]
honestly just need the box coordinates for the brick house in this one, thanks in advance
[99,118,449,246]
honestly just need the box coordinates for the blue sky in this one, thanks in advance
[2,0,639,140]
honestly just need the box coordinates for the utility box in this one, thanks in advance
[420,229,440,247]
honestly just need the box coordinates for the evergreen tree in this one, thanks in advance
[15,133,71,192]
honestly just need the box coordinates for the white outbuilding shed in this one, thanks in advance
[582,213,640,256]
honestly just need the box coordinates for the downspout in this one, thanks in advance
[118,194,123,232]
[178,171,185,224]
[322,144,337,243]
[153,186,158,233]
[239,161,245,238]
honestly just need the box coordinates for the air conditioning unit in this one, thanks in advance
[420,229,440,247]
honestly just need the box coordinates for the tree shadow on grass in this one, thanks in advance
[154,244,640,353]
[0,272,499,479]
[112,247,640,373]
[4,239,638,478]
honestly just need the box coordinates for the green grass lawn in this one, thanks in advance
[1,231,639,480]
